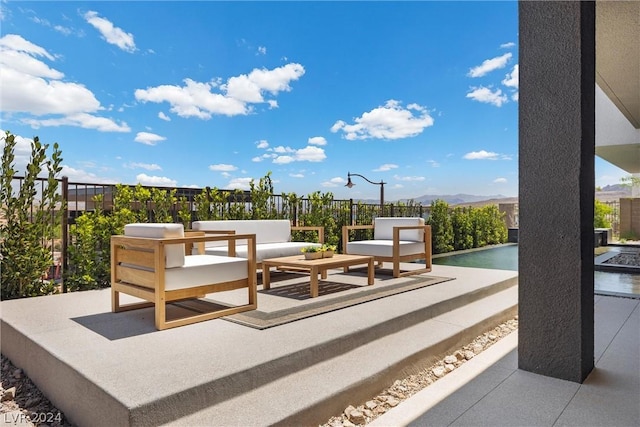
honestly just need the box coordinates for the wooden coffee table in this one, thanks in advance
[261,254,374,298]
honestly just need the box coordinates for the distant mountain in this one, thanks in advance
[410,193,509,205]
[599,184,631,193]
[596,184,631,202]
[352,193,516,206]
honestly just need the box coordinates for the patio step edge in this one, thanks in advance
[159,286,519,427]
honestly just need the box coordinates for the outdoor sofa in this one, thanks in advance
[111,223,257,330]
[191,219,324,270]
[342,217,432,278]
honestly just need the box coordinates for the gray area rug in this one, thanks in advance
[213,271,454,329]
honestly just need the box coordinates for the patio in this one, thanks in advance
[1,263,518,426]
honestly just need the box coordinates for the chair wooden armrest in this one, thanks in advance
[292,226,325,244]
[342,224,374,252]
[392,224,433,269]
[111,232,257,330]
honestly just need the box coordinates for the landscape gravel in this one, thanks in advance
[320,317,519,427]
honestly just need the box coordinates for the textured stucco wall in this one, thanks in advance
[518,1,595,383]
[620,198,640,238]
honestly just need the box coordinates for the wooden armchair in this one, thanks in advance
[111,223,257,330]
[342,217,432,278]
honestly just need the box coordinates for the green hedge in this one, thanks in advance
[427,200,507,254]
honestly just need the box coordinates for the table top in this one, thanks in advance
[262,253,373,267]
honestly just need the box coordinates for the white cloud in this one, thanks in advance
[427,160,440,167]
[373,164,398,172]
[463,150,512,160]
[223,63,305,102]
[273,155,295,164]
[493,177,508,183]
[0,34,130,132]
[502,64,519,88]
[251,156,263,162]
[126,162,162,171]
[135,63,304,119]
[308,136,327,146]
[467,53,512,78]
[158,112,171,121]
[227,177,253,190]
[21,113,130,132]
[272,145,295,154]
[290,173,304,178]
[502,64,519,102]
[135,173,177,187]
[331,100,434,140]
[272,146,326,164]
[321,177,346,188]
[466,86,508,107]
[500,42,516,49]
[134,132,166,146]
[84,11,136,53]
[256,140,269,149]
[209,164,238,172]
[257,46,267,55]
[54,25,73,36]
[60,165,117,184]
[393,175,425,182]
[294,146,326,162]
[0,131,36,173]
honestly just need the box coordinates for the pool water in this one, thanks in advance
[431,244,640,298]
[432,244,517,271]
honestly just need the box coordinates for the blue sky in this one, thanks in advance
[0,1,629,201]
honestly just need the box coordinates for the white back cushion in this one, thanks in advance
[192,220,292,245]
[374,217,425,241]
[124,223,185,268]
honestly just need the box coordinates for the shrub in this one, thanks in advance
[594,200,613,228]
[1,132,63,299]
[428,199,454,254]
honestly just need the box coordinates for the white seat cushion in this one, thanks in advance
[164,255,247,291]
[124,223,185,268]
[346,240,426,258]
[205,242,322,263]
[374,217,425,241]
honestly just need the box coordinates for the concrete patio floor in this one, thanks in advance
[1,263,517,426]
[1,262,638,426]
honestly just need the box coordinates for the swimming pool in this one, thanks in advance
[432,244,517,271]
[431,244,640,298]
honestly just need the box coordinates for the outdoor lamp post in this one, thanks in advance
[345,172,386,214]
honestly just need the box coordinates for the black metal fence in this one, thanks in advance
[7,176,616,290]
[5,177,431,286]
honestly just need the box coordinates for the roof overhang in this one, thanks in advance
[595,1,640,174]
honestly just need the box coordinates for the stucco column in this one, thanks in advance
[518,1,595,383]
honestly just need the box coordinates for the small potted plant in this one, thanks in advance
[301,246,323,260]
[321,244,337,258]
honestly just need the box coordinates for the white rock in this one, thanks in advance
[365,400,378,410]
[445,364,455,372]
[1,387,16,402]
[432,366,446,378]
[444,355,457,364]
[347,409,366,424]
[387,397,400,407]
[464,350,475,360]
[344,405,357,417]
